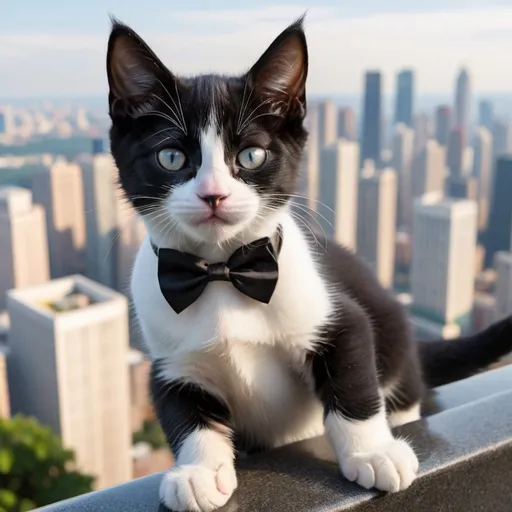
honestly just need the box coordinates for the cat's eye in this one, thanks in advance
[157,149,186,171]
[237,147,267,170]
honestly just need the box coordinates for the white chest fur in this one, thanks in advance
[131,213,332,445]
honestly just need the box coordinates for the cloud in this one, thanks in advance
[1,5,512,97]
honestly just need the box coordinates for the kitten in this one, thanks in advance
[107,17,512,512]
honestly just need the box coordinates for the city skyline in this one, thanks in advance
[1,14,512,506]
[2,2,512,97]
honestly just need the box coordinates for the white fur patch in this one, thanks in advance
[176,428,235,468]
[156,119,262,247]
[160,429,237,512]
[132,212,330,448]
[388,402,421,428]
[325,408,419,492]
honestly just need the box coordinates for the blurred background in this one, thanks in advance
[1,1,512,510]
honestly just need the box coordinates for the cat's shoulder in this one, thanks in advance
[295,220,398,312]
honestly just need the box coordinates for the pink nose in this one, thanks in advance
[197,194,228,209]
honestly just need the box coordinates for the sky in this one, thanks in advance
[1,0,512,98]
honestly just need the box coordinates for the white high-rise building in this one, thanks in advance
[410,194,477,338]
[454,68,471,136]
[317,100,338,149]
[411,140,446,201]
[0,187,50,309]
[318,139,359,250]
[493,120,512,161]
[0,314,9,418]
[494,251,512,320]
[413,113,432,152]
[7,275,132,489]
[392,123,415,231]
[303,108,320,211]
[32,161,86,278]
[0,105,15,136]
[116,193,146,294]
[79,154,120,289]
[472,127,493,230]
[292,151,310,216]
[357,166,397,288]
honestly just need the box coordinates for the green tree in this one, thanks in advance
[0,415,94,512]
[133,420,167,449]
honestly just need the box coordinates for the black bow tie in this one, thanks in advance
[152,227,283,314]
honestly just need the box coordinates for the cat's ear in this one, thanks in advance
[247,17,308,119]
[106,19,171,117]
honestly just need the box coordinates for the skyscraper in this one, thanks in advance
[478,100,494,131]
[361,71,382,166]
[485,157,512,267]
[454,68,471,137]
[446,174,478,202]
[318,140,359,249]
[292,151,310,214]
[435,105,452,146]
[317,100,337,149]
[0,106,14,136]
[92,138,105,155]
[79,154,119,289]
[472,293,496,332]
[303,108,320,211]
[338,107,356,141]
[128,349,151,433]
[357,166,397,288]
[7,275,132,489]
[447,126,465,177]
[32,161,86,278]
[413,113,431,151]
[493,119,512,161]
[394,70,414,127]
[0,187,49,310]
[411,140,446,200]
[472,127,493,230]
[116,194,146,294]
[392,123,415,231]
[411,195,477,337]
[0,333,9,418]
[494,251,512,320]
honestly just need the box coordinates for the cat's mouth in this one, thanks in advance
[192,213,232,226]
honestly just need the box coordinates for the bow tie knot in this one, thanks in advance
[207,262,230,281]
[152,227,283,314]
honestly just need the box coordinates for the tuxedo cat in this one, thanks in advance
[107,17,512,512]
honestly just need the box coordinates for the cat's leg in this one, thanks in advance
[150,362,237,512]
[311,301,419,493]
[385,369,424,428]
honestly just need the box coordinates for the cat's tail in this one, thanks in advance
[418,315,512,388]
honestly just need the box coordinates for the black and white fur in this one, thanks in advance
[107,18,512,512]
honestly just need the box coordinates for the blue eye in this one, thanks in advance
[237,147,267,170]
[157,148,186,171]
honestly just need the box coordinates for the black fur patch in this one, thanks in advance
[150,362,232,455]
[304,229,426,419]
[107,19,308,214]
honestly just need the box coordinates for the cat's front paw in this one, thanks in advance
[341,439,418,493]
[159,463,237,512]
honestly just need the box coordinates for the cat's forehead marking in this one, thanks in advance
[198,106,229,177]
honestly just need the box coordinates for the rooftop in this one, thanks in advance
[7,275,126,320]
[414,193,477,216]
[0,185,33,215]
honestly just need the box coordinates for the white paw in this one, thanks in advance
[341,439,418,493]
[159,463,237,511]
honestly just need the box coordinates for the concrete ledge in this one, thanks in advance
[37,366,512,511]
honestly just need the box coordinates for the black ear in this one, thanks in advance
[246,16,308,119]
[106,19,172,117]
